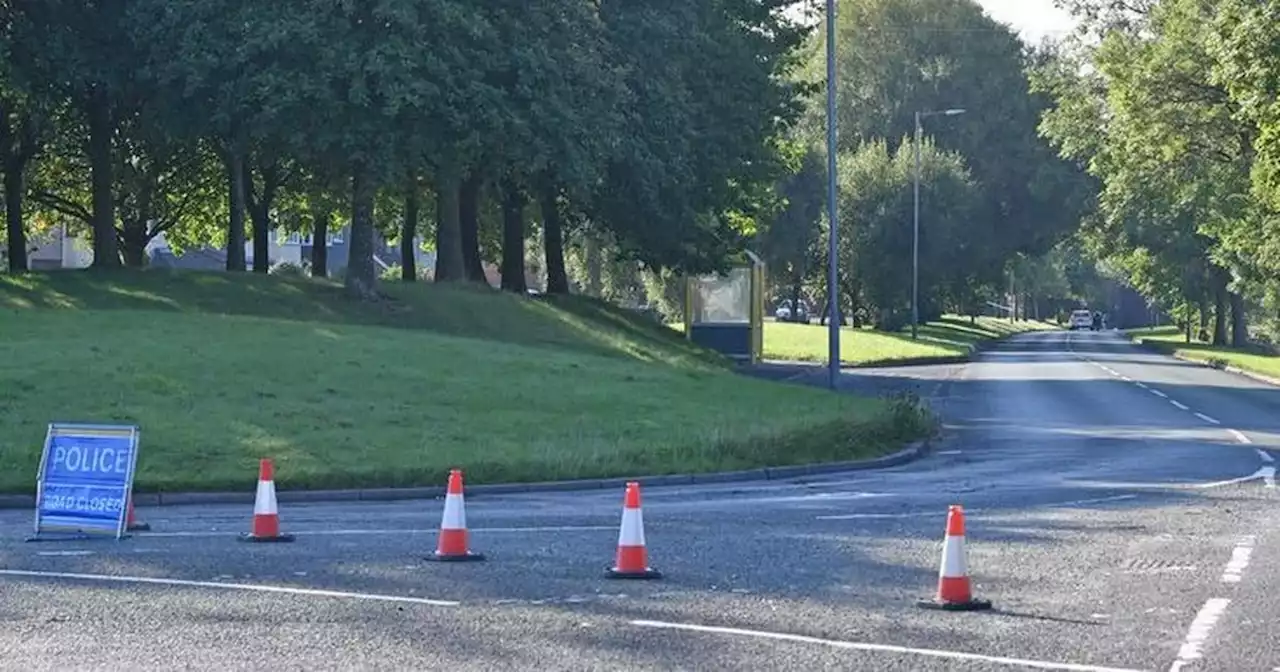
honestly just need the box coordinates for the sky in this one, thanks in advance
[974,0,1079,44]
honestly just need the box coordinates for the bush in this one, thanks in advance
[269,261,309,277]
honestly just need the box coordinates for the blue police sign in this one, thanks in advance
[30,423,139,541]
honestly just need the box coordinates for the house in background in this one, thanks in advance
[25,224,92,270]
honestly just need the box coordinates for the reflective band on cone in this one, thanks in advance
[917,505,990,611]
[425,469,484,562]
[238,458,295,543]
[126,495,150,532]
[605,482,662,580]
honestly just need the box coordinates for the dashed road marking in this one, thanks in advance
[1229,429,1252,445]
[1255,449,1273,463]
[1168,598,1231,671]
[1194,413,1220,425]
[1170,400,1190,411]
[0,569,460,607]
[1136,382,1149,390]
[632,619,1145,672]
[1151,389,1169,399]
[1220,536,1256,584]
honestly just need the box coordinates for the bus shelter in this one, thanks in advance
[683,251,764,364]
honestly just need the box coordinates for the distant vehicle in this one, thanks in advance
[774,299,810,323]
[1069,309,1094,330]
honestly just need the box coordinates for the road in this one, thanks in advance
[1,329,1278,671]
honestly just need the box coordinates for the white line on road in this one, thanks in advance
[1195,466,1276,489]
[1170,400,1190,411]
[1220,536,1256,584]
[1168,598,1231,671]
[1194,413,1220,425]
[1136,382,1149,389]
[631,620,1145,672]
[1257,449,1274,463]
[138,525,615,538]
[35,550,95,557]
[0,569,460,607]
[1120,376,1133,382]
[1230,429,1253,445]
[814,495,1139,521]
[1151,389,1169,399]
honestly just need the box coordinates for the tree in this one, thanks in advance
[758,145,824,319]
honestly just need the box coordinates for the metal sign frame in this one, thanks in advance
[30,422,140,542]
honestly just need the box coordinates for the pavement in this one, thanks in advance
[1,329,1279,671]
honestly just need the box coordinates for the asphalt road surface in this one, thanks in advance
[1,330,1278,671]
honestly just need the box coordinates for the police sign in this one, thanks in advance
[31,423,140,541]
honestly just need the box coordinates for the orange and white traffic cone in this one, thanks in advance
[425,469,485,562]
[605,482,662,580]
[238,458,294,543]
[918,505,991,611]
[126,494,150,532]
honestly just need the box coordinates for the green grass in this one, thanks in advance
[0,269,932,494]
[1127,326,1280,380]
[757,316,1059,366]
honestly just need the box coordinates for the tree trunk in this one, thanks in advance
[249,202,271,273]
[433,168,466,282]
[500,179,527,293]
[345,163,378,298]
[119,226,148,267]
[540,185,569,294]
[4,163,28,272]
[224,145,247,272]
[401,181,419,282]
[310,201,329,278]
[460,171,485,283]
[789,280,803,324]
[1213,284,1228,346]
[1229,291,1248,347]
[87,84,120,268]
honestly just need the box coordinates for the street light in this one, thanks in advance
[911,108,965,340]
[824,0,840,389]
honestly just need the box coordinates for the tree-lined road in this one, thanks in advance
[1,331,1277,670]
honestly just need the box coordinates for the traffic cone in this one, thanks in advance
[605,482,662,579]
[425,469,485,562]
[917,505,991,611]
[126,494,150,532]
[238,458,294,543]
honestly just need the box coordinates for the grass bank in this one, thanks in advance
[0,269,932,494]
[757,316,1059,366]
[1127,326,1280,380]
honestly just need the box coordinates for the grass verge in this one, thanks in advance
[1127,326,1280,380]
[758,316,1059,366]
[0,269,934,494]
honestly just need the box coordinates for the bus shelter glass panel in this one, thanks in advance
[687,268,759,362]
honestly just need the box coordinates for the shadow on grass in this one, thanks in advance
[0,268,720,371]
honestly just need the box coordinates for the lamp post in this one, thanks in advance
[824,0,840,389]
[911,108,965,340]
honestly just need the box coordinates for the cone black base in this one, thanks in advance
[425,551,486,562]
[605,567,663,580]
[128,522,151,532]
[238,533,296,543]
[916,597,992,611]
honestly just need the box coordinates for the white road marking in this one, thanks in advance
[1230,429,1253,445]
[1195,466,1276,489]
[1136,382,1150,390]
[35,551,95,557]
[1256,449,1274,463]
[936,450,963,455]
[138,525,615,538]
[1120,376,1133,382]
[1170,400,1189,411]
[631,619,1145,672]
[814,495,1138,521]
[0,569,460,606]
[1194,413,1220,425]
[1168,598,1231,671]
[1151,389,1169,399]
[1220,536,1256,584]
